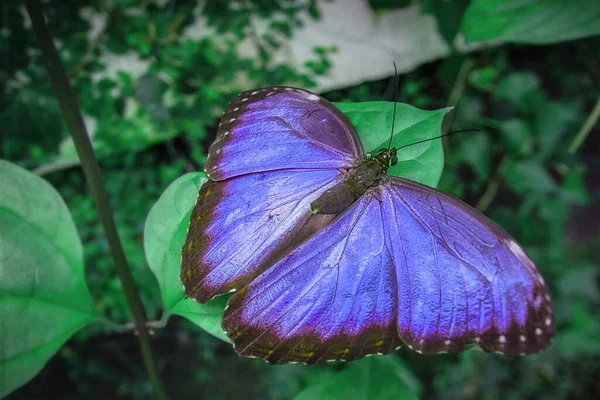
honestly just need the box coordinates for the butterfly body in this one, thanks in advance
[181,86,555,364]
[311,148,396,215]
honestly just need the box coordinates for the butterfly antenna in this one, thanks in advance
[396,129,482,151]
[388,61,399,150]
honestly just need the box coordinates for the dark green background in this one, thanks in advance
[1,0,599,398]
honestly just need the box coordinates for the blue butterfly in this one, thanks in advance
[181,87,555,364]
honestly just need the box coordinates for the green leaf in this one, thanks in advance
[336,102,451,188]
[555,302,600,360]
[500,119,533,157]
[494,72,542,114]
[468,66,499,93]
[0,160,99,397]
[294,356,422,400]
[144,172,229,342]
[144,103,449,343]
[461,0,600,44]
[422,0,471,46]
[505,160,557,195]
[533,101,579,161]
[456,133,494,181]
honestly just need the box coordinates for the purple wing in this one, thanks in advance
[182,169,343,302]
[381,177,555,355]
[221,176,555,363]
[205,87,363,181]
[222,194,403,364]
[182,87,363,302]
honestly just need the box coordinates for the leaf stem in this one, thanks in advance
[443,57,474,134]
[24,1,167,398]
[476,156,511,213]
[568,95,600,154]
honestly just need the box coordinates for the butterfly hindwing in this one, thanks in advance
[222,194,403,364]
[381,177,555,355]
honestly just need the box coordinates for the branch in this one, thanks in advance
[568,95,600,154]
[23,1,166,398]
[476,156,510,213]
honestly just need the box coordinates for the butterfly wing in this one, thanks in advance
[222,194,403,364]
[221,176,555,363]
[205,87,363,181]
[182,87,363,302]
[381,177,555,355]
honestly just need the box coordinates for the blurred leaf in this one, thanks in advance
[144,172,229,342]
[422,0,471,46]
[468,66,499,93]
[533,101,580,161]
[495,72,543,114]
[506,160,557,194]
[557,265,599,303]
[337,102,451,188]
[456,133,494,181]
[500,119,534,157]
[294,356,422,400]
[555,302,600,360]
[560,169,591,205]
[461,0,600,44]
[0,160,99,397]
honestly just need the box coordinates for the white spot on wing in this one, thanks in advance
[302,92,320,101]
[499,335,506,343]
[506,239,535,269]
[545,318,551,326]
[535,328,543,336]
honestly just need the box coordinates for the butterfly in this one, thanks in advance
[181,86,555,364]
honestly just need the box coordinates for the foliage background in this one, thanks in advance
[1,0,599,398]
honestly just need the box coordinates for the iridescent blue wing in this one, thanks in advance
[381,177,555,355]
[221,177,555,363]
[205,87,363,181]
[222,194,403,364]
[182,87,363,302]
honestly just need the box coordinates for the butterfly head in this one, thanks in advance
[367,148,398,171]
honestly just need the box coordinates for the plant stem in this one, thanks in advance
[443,57,474,134]
[568,95,600,154]
[23,2,167,398]
[476,156,510,213]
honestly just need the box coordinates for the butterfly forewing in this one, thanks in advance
[182,87,364,303]
[206,87,363,181]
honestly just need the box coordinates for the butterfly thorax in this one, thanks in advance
[310,148,398,215]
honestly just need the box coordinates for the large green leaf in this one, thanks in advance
[461,0,600,44]
[144,172,229,342]
[0,160,99,397]
[336,102,450,188]
[144,102,448,343]
[294,356,422,400]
